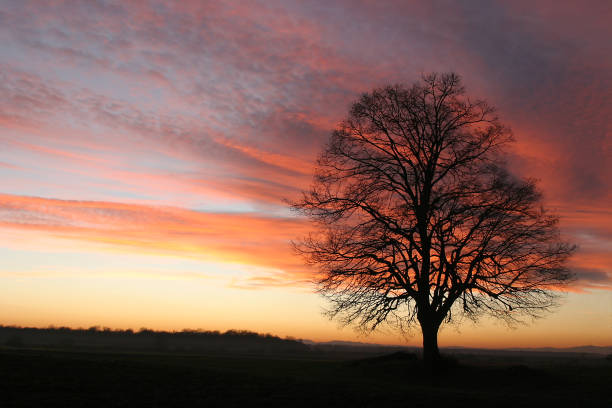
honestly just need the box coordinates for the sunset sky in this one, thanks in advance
[0,0,610,348]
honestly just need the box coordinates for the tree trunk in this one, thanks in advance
[420,319,441,372]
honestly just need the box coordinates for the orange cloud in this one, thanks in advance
[0,193,312,287]
[1,192,609,291]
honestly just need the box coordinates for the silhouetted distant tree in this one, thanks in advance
[292,73,575,371]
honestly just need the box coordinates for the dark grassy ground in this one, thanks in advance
[1,347,610,407]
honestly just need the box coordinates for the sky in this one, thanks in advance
[0,0,610,348]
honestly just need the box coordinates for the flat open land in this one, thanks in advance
[1,347,610,407]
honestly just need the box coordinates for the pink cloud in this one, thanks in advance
[0,193,312,286]
[0,192,609,291]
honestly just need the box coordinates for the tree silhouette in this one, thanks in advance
[292,73,575,370]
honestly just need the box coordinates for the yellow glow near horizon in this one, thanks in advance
[0,251,610,348]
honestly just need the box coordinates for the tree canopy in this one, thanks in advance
[292,73,575,367]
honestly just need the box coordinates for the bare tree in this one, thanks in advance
[292,73,574,369]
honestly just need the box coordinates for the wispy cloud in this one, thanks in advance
[0,193,311,285]
[0,192,609,290]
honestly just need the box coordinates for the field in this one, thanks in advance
[1,346,610,407]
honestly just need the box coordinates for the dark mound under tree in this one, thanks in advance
[293,73,574,370]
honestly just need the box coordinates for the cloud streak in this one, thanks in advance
[0,193,311,287]
[0,192,609,291]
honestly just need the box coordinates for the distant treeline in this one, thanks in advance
[0,325,310,354]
